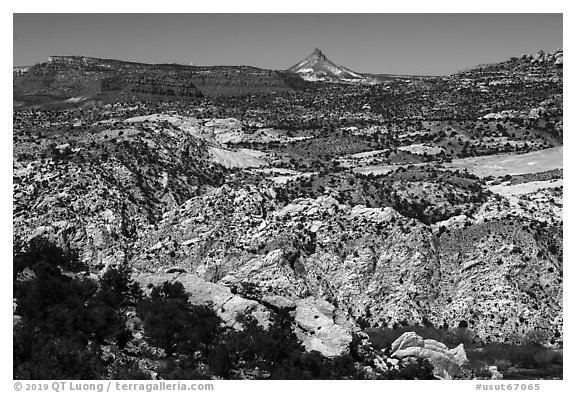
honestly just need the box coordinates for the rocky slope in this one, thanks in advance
[13,113,228,267]
[129,182,562,347]
[13,103,563,354]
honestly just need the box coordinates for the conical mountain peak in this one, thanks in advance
[312,48,325,57]
[287,48,367,84]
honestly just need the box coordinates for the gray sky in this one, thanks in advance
[13,14,562,75]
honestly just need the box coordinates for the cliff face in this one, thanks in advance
[434,219,562,343]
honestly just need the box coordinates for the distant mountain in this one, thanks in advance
[287,48,373,84]
[13,55,311,108]
[457,48,563,75]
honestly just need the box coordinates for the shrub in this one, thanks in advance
[136,281,221,356]
[13,240,143,379]
[14,236,85,275]
[385,358,436,380]
[206,344,233,377]
[156,357,212,380]
[467,342,563,372]
[522,329,550,346]
[96,264,142,308]
[15,263,98,335]
[109,359,151,380]
[14,325,106,379]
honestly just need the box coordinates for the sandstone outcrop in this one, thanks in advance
[391,332,471,379]
[293,297,355,357]
[133,272,357,358]
[133,272,271,330]
[129,183,562,346]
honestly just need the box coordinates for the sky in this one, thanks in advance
[13,14,562,76]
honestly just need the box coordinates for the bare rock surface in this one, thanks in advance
[133,272,357,357]
[293,297,355,357]
[133,272,270,329]
[391,332,472,379]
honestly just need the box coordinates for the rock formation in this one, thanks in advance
[390,332,472,379]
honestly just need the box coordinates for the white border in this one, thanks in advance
[3,3,572,391]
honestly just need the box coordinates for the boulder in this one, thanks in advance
[17,267,37,282]
[164,267,187,274]
[533,50,545,62]
[293,297,353,358]
[391,332,472,379]
[489,365,504,380]
[350,205,397,222]
[373,355,389,372]
[391,331,425,353]
[529,107,547,119]
[261,294,296,311]
[555,56,563,66]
